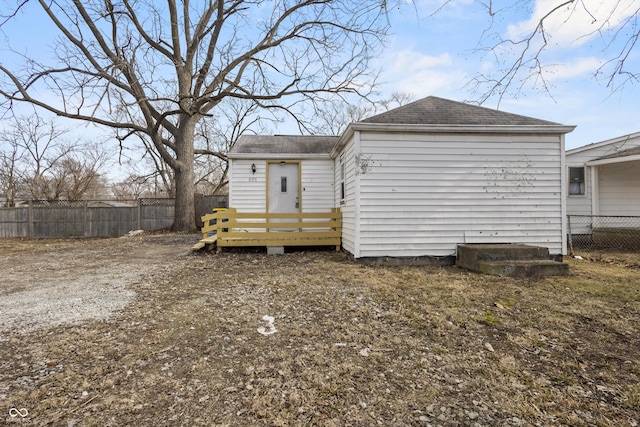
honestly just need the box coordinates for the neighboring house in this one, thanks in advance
[88,200,136,208]
[228,96,575,261]
[566,132,640,218]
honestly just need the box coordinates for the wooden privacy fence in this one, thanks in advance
[0,199,174,238]
[0,195,229,239]
[195,208,341,251]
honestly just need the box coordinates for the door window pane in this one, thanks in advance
[281,176,287,193]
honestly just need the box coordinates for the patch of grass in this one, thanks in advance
[626,384,640,408]
[473,308,500,326]
[628,362,640,376]
[495,296,516,308]
[550,374,577,386]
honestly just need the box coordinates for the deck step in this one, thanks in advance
[191,242,206,251]
[456,243,567,278]
[192,234,218,251]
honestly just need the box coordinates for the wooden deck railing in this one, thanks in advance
[196,208,341,251]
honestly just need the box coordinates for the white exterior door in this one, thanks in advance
[268,162,300,214]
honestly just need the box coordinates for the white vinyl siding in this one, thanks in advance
[300,160,334,212]
[566,150,603,217]
[335,137,357,256]
[354,132,565,257]
[598,160,640,216]
[229,159,266,212]
[565,166,593,216]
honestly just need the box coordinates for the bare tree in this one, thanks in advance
[308,92,415,135]
[50,144,109,200]
[0,0,393,231]
[1,115,74,200]
[128,97,277,196]
[194,97,275,195]
[0,134,22,207]
[110,174,156,199]
[434,0,640,104]
[0,114,108,201]
[130,133,176,197]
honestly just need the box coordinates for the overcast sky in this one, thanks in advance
[377,0,640,150]
[2,0,639,153]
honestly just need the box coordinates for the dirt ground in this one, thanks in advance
[0,233,197,332]
[1,233,639,426]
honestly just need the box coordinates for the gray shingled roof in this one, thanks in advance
[230,135,338,155]
[230,97,567,156]
[360,96,560,126]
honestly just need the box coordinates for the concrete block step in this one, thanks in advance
[477,260,569,278]
[457,243,550,266]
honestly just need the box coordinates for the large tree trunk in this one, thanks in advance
[172,119,197,232]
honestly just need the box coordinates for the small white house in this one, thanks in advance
[566,132,640,217]
[228,96,575,261]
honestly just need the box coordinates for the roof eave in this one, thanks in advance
[330,123,575,158]
[228,152,333,160]
[350,123,575,133]
[331,125,354,158]
[566,131,640,155]
[586,154,640,166]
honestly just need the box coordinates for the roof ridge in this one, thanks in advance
[360,96,561,126]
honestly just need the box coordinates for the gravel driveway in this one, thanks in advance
[0,233,198,332]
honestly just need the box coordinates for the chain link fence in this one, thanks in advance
[568,215,640,253]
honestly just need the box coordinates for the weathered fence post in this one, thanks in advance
[83,201,89,237]
[567,215,573,255]
[28,200,33,238]
[137,199,142,230]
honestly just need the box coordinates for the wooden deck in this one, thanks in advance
[193,208,341,252]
